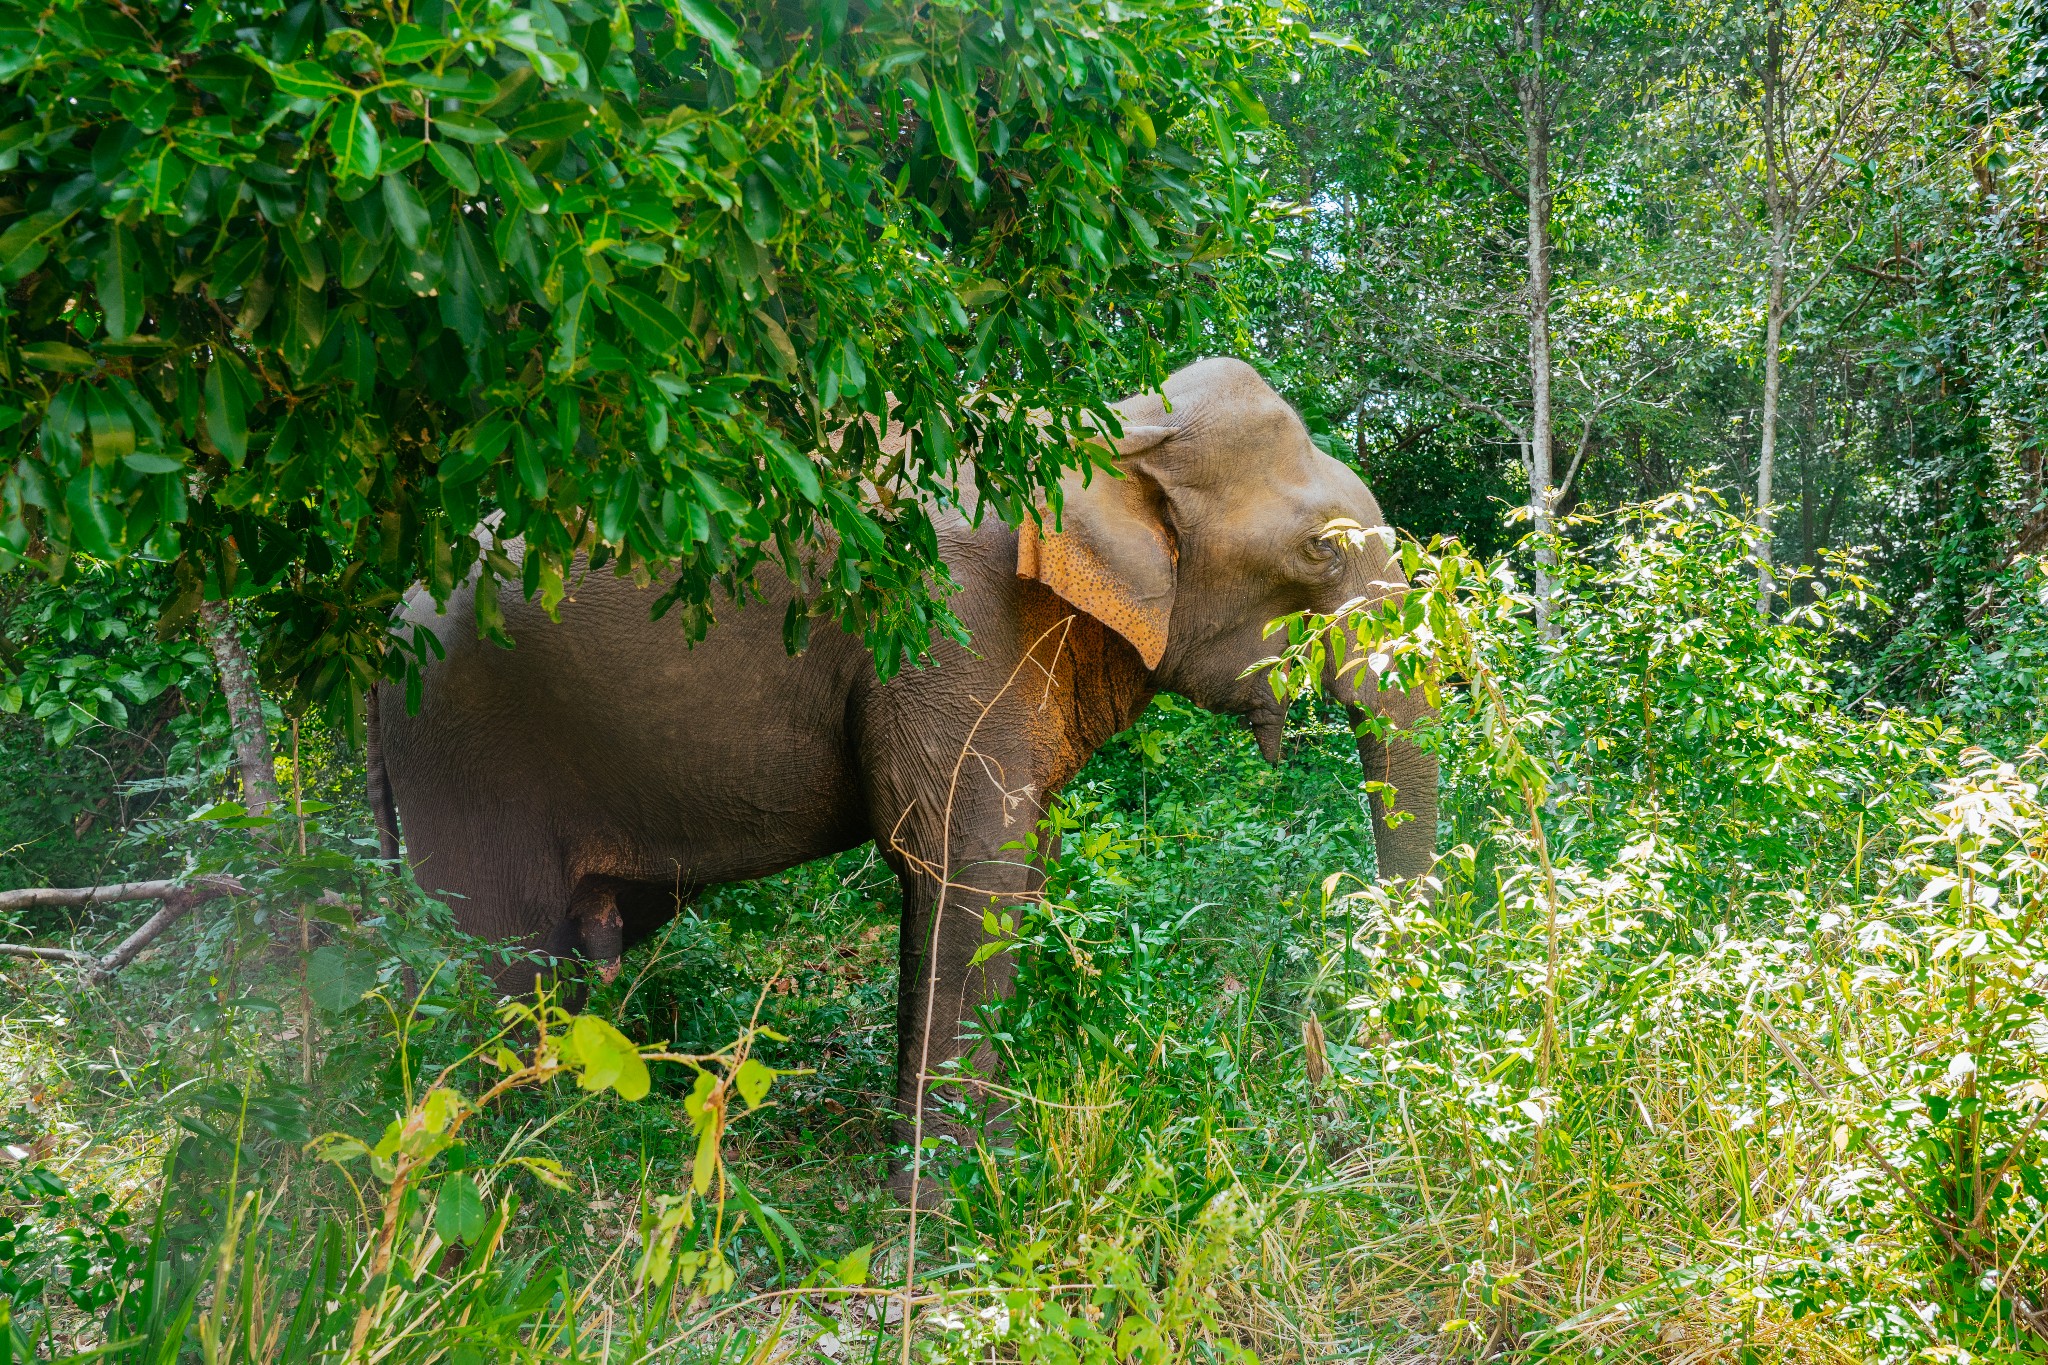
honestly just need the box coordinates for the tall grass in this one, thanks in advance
[5,495,2047,1361]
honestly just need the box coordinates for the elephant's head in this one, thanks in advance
[1017,357,1439,883]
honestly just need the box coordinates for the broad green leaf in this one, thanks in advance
[434,1173,489,1243]
[432,110,505,144]
[337,230,388,289]
[307,945,378,1013]
[97,227,144,340]
[420,1086,462,1133]
[512,427,547,499]
[85,386,136,462]
[607,283,687,354]
[767,441,820,502]
[381,174,432,250]
[261,58,353,100]
[740,172,781,243]
[927,82,977,182]
[568,1014,649,1100]
[425,141,479,194]
[834,1244,871,1287]
[409,68,497,99]
[204,355,249,467]
[734,1057,773,1110]
[329,102,382,180]
[0,209,63,281]
[18,341,95,373]
[510,102,599,143]
[691,1116,719,1194]
[383,23,444,64]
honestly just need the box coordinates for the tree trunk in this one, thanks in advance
[199,600,278,818]
[1520,0,1557,631]
[1756,17,1788,616]
[1759,225,1788,614]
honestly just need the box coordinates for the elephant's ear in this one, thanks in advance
[1016,426,1177,669]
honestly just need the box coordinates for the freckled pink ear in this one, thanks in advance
[1016,427,1177,669]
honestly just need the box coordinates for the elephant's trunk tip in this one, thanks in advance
[1250,711,1284,765]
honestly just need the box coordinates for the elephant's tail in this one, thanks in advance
[365,684,401,861]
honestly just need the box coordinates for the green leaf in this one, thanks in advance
[381,174,432,250]
[18,341,95,373]
[927,82,976,182]
[205,355,250,467]
[85,386,136,462]
[607,283,687,355]
[691,1114,719,1194]
[509,102,598,143]
[261,58,353,101]
[383,23,445,64]
[432,110,505,144]
[329,102,382,180]
[568,1014,649,1101]
[426,141,479,194]
[409,68,497,100]
[434,1173,489,1243]
[734,1057,773,1111]
[767,441,820,503]
[740,173,781,244]
[97,228,144,340]
[338,230,388,290]
[512,427,548,499]
[307,945,378,1013]
[834,1244,871,1287]
[0,210,64,281]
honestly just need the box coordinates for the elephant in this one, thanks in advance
[374,356,1439,1198]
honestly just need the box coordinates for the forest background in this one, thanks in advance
[7,0,2048,1361]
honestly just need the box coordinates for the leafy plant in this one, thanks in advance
[0,0,1302,717]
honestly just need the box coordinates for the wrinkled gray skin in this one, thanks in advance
[378,358,1438,1199]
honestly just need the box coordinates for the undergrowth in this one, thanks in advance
[4,496,2048,1362]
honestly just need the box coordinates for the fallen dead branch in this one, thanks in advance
[0,876,244,915]
[0,874,297,980]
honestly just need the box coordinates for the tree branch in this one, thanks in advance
[0,876,241,914]
[0,874,262,980]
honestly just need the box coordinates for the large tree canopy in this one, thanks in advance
[0,0,1300,715]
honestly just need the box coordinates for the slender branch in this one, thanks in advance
[0,944,95,965]
[0,876,345,980]
[0,875,241,914]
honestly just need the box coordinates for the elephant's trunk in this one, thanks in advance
[1346,703,1440,884]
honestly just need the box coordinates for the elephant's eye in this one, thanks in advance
[1300,535,1343,576]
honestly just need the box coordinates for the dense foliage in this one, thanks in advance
[0,0,1295,713]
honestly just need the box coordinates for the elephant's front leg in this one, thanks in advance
[887,830,1040,1204]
